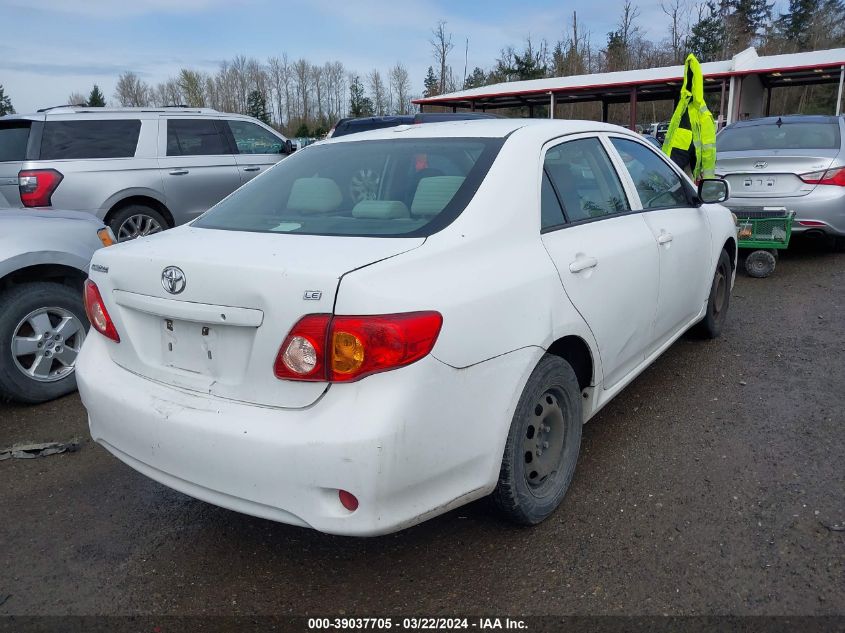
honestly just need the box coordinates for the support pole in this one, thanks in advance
[549,92,556,119]
[452,105,457,113]
[837,65,844,116]
[601,100,609,123]
[765,87,772,116]
[470,101,475,112]
[630,87,638,131]
[719,79,726,129]
[528,104,535,118]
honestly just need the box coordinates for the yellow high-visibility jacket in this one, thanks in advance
[662,54,717,180]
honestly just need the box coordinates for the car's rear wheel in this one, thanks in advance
[108,205,168,242]
[0,282,88,404]
[695,249,732,338]
[492,355,582,525]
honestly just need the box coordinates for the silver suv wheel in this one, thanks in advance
[117,213,164,241]
[11,306,86,383]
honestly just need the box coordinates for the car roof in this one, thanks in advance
[323,118,634,142]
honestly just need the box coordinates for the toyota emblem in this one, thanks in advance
[161,266,186,295]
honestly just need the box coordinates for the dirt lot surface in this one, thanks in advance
[1,238,843,617]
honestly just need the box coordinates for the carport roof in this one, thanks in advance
[413,47,845,110]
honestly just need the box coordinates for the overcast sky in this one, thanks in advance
[2,0,711,112]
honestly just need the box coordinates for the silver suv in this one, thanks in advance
[0,107,292,241]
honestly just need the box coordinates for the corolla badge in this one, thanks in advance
[161,266,186,295]
[754,161,768,169]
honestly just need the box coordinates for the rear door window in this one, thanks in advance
[718,121,841,152]
[226,120,285,154]
[167,119,229,156]
[0,121,32,162]
[543,137,629,222]
[40,120,141,159]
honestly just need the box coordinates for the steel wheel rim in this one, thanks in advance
[523,389,567,496]
[117,214,163,241]
[11,306,85,383]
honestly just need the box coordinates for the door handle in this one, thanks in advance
[168,169,189,176]
[243,166,261,172]
[657,232,674,245]
[568,257,598,273]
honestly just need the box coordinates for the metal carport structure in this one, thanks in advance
[413,47,845,129]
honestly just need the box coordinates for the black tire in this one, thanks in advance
[108,204,168,242]
[695,249,732,339]
[0,282,89,404]
[745,249,776,278]
[492,355,583,525]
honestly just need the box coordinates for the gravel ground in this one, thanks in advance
[0,237,843,617]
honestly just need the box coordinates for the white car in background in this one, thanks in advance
[77,119,737,535]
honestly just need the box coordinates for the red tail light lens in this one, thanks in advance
[83,280,120,342]
[274,311,443,382]
[18,169,63,207]
[800,167,845,186]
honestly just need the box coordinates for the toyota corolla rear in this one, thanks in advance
[76,132,516,535]
[716,116,845,237]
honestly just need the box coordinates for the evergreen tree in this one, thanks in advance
[246,90,270,124]
[463,67,488,89]
[0,85,14,116]
[423,66,439,97]
[688,1,727,61]
[294,122,311,137]
[87,84,106,107]
[349,75,373,116]
[729,0,774,50]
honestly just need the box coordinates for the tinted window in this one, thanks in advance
[167,119,228,156]
[40,120,140,160]
[0,121,31,162]
[541,171,565,229]
[611,138,689,209]
[544,138,628,221]
[227,120,284,154]
[193,138,502,237]
[717,121,841,152]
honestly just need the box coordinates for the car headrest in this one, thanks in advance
[410,176,465,218]
[351,200,410,219]
[287,177,342,214]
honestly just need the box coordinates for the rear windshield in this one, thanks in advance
[718,121,841,152]
[193,137,503,237]
[0,121,32,162]
[40,120,141,160]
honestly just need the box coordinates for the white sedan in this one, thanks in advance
[77,119,737,536]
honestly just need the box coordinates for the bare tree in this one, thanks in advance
[67,92,87,106]
[114,71,151,107]
[389,63,411,114]
[368,69,388,116]
[430,20,454,94]
[268,55,291,126]
[661,0,690,64]
[178,69,206,107]
[292,58,311,123]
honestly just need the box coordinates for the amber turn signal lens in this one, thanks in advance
[332,331,365,374]
[97,227,116,247]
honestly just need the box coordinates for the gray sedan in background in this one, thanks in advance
[0,209,112,403]
[717,115,845,242]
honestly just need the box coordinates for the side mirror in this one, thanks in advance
[283,139,294,155]
[698,178,730,204]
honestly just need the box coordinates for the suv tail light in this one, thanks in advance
[18,169,63,207]
[274,312,443,382]
[83,280,120,342]
[800,167,845,186]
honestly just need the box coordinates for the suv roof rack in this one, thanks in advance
[34,106,220,115]
[36,104,87,112]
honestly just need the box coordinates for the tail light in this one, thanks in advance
[18,169,63,207]
[83,280,120,342]
[800,167,845,186]
[274,311,442,382]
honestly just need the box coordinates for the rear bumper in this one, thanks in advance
[76,333,539,536]
[726,187,845,237]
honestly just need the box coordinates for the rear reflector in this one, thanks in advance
[798,220,827,227]
[18,169,63,207]
[338,490,359,512]
[83,280,120,342]
[274,311,443,382]
[800,167,845,186]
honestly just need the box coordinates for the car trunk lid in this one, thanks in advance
[717,150,839,198]
[93,226,424,408]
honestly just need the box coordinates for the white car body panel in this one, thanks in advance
[77,119,738,535]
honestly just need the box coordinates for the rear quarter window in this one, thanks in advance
[40,120,141,160]
[0,121,32,162]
